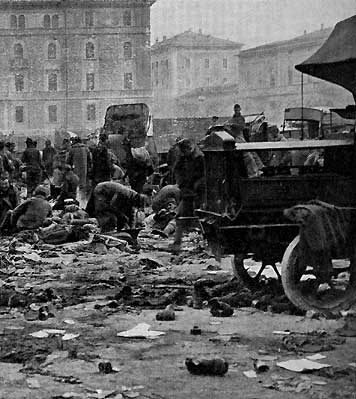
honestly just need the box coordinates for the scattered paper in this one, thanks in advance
[45,329,66,334]
[273,330,291,335]
[117,323,165,339]
[30,330,49,338]
[243,370,257,378]
[23,253,42,262]
[64,319,76,325]
[27,377,40,389]
[306,354,326,361]
[277,359,331,372]
[62,333,80,341]
[30,329,66,338]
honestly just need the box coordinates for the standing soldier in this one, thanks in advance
[90,133,114,187]
[169,138,205,253]
[42,139,57,176]
[21,138,43,197]
[66,136,92,206]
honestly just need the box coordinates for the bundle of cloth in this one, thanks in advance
[284,200,356,281]
[284,200,355,254]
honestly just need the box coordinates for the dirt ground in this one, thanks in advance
[0,232,355,399]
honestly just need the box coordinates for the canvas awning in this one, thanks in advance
[296,15,356,97]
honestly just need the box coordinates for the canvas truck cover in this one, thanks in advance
[284,107,324,122]
[104,103,150,148]
[296,15,356,97]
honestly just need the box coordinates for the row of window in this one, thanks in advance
[13,72,133,92]
[13,41,133,60]
[181,57,229,69]
[9,10,132,29]
[14,104,97,123]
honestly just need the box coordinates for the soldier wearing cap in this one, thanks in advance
[21,137,43,197]
[86,181,146,232]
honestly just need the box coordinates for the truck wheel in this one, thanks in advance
[281,236,356,314]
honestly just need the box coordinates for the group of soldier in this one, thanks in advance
[0,128,206,253]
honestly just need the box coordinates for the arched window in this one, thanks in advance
[48,73,58,91]
[52,15,59,28]
[123,42,132,59]
[48,43,57,59]
[14,43,23,58]
[44,14,51,28]
[18,15,25,29]
[10,15,17,29]
[85,42,95,59]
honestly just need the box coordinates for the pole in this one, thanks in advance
[301,73,304,140]
[63,0,68,131]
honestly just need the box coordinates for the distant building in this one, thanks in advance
[0,0,155,139]
[151,30,243,117]
[238,26,353,124]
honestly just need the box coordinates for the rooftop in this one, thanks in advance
[0,0,156,6]
[152,30,243,52]
[240,26,333,55]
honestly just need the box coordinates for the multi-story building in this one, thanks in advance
[159,26,352,122]
[0,0,155,139]
[238,26,353,124]
[151,30,243,117]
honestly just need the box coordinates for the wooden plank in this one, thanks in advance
[234,139,354,151]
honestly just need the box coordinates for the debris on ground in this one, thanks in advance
[282,331,346,353]
[185,357,229,376]
[277,359,331,372]
[155,304,175,321]
[117,323,165,339]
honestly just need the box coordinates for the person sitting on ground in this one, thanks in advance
[1,185,52,233]
[85,181,146,233]
[53,164,79,210]
[145,184,181,238]
[0,174,19,231]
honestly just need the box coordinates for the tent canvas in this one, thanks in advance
[295,15,356,97]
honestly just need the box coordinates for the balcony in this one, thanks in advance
[10,58,29,71]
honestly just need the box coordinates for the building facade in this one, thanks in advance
[0,0,155,139]
[151,30,242,117]
[238,27,353,124]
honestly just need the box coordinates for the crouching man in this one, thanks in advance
[1,185,52,233]
[86,181,146,232]
[146,184,181,238]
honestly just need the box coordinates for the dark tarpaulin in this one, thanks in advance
[295,15,356,98]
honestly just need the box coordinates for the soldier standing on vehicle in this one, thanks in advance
[225,104,246,139]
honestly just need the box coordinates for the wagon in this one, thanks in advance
[197,15,356,313]
[196,129,356,312]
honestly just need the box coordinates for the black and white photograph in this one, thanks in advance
[0,0,355,397]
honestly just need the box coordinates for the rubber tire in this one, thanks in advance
[281,236,356,313]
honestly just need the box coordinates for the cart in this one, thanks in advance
[196,129,356,312]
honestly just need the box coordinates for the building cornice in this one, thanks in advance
[0,0,156,10]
